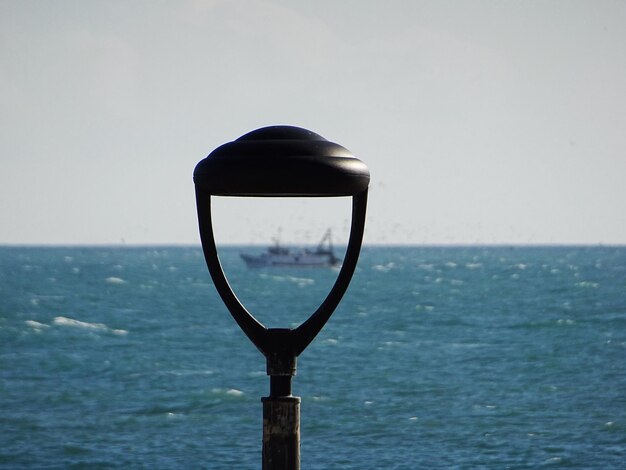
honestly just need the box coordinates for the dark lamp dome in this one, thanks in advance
[193,125,370,196]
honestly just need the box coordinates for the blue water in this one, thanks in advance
[1,246,625,469]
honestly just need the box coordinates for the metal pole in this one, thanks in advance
[262,332,300,470]
[262,394,300,470]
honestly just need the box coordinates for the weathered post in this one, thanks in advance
[263,341,299,469]
[193,126,369,468]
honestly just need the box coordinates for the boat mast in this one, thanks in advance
[316,229,332,251]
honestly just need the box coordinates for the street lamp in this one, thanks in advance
[193,125,369,469]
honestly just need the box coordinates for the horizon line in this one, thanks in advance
[1,242,625,248]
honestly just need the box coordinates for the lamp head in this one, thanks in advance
[194,125,369,359]
[193,125,370,197]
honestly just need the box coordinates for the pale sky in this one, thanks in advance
[1,0,625,245]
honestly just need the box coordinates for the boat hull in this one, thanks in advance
[240,253,338,268]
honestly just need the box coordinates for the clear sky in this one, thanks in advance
[1,0,625,245]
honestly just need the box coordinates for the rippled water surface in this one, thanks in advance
[1,246,625,468]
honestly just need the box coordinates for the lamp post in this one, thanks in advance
[193,125,369,470]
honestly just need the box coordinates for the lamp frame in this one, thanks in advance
[195,187,368,374]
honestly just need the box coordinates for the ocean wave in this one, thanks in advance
[311,395,330,402]
[448,342,487,349]
[162,369,214,377]
[248,370,266,377]
[373,262,395,272]
[24,320,50,330]
[259,273,314,287]
[576,281,599,288]
[287,275,314,287]
[211,388,245,398]
[415,304,435,312]
[52,316,128,335]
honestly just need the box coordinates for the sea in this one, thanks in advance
[1,245,625,469]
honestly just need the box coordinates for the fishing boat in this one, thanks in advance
[240,229,339,268]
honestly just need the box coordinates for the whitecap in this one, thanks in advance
[312,396,329,402]
[576,281,598,288]
[211,387,245,398]
[261,274,313,287]
[450,342,485,349]
[414,304,435,312]
[166,369,214,377]
[54,316,108,331]
[373,262,395,273]
[25,320,49,330]
[106,277,126,285]
[444,261,457,268]
[286,276,314,287]
[465,263,482,269]
[53,316,127,335]
[323,338,339,345]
